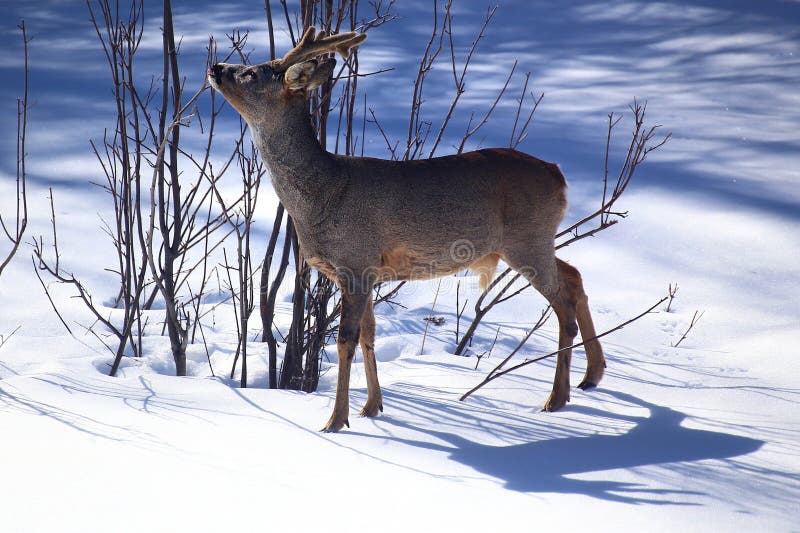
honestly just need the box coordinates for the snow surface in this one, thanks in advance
[1,1,799,532]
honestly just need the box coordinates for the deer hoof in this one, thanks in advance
[577,380,597,391]
[359,402,383,418]
[321,415,350,433]
[542,391,569,412]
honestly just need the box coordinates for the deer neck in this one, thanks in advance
[251,99,336,218]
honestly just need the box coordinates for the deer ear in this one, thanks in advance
[284,59,336,92]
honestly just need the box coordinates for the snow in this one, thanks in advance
[1,1,799,532]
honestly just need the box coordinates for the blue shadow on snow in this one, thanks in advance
[374,388,763,504]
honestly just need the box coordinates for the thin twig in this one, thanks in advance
[555,102,670,248]
[474,325,502,370]
[666,282,678,312]
[0,325,22,351]
[672,310,704,348]
[456,60,516,154]
[420,278,443,355]
[428,5,497,158]
[0,21,30,278]
[31,256,73,336]
[374,280,406,307]
[460,295,669,402]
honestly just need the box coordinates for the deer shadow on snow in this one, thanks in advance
[368,387,763,504]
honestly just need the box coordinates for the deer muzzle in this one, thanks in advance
[208,64,224,83]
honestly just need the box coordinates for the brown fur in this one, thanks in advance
[470,253,501,291]
[207,29,606,432]
[379,245,417,280]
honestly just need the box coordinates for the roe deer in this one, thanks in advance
[208,27,606,432]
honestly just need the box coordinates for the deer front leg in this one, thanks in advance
[358,297,383,418]
[322,289,369,432]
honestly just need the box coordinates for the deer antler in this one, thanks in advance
[273,26,367,71]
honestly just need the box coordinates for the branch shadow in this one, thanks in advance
[0,375,163,445]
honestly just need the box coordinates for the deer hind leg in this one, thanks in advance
[503,247,578,411]
[358,296,383,418]
[322,288,370,433]
[557,259,605,390]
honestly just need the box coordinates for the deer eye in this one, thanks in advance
[239,70,257,82]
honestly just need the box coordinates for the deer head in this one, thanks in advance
[207,27,366,125]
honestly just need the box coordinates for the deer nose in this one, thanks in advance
[208,63,224,81]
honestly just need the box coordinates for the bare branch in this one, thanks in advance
[428,5,497,158]
[460,295,669,402]
[456,60,516,154]
[672,310,704,348]
[0,21,30,278]
[666,282,678,312]
[405,0,451,160]
[556,101,671,248]
[509,74,543,149]
[0,326,22,351]
[420,279,443,355]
